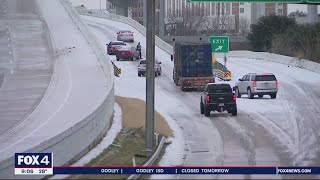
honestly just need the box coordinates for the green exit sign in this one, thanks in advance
[209,36,229,53]
[189,0,304,2]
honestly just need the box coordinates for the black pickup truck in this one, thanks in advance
[200,83,237,117]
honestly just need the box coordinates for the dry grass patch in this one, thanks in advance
[69,96,173,179]
[116,96,172,137]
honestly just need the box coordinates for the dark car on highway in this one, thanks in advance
[200,83,237,117]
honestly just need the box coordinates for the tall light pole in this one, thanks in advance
[159,0,165,38]
[145,0,155,151]
[143,0,147,26]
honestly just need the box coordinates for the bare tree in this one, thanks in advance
[202,14,235,35]
[239,17,250,37]
[288,10,307,17]
[165,6,207,36]
[203,16,220,35]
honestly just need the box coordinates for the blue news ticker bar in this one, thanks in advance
[53,167,320,175]
[54,167,278,175]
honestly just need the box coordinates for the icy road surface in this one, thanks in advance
[0,0,53,135]
[0,0,108,163]
[83,15,320,179]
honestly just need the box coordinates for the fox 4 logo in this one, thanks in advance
[15,153,52,167]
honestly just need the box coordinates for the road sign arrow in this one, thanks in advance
[215,46,223,51]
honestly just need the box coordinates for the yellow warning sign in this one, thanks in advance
[224,71,232,80]
[115,68,121,76]
[212,55,217,64]
[112,61,121,77]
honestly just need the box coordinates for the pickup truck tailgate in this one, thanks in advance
[208,93,234,103]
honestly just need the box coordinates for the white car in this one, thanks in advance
[138,59,162,77]
[116,30,134,42]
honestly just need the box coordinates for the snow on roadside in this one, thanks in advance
[225,57,320,166]
[86,15,320,168]
[50,103,122,179]
[84,17,185,176]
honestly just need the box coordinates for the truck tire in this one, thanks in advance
[116,58,120,61]
[179,80,185,91]
[258,94,263,98]
[138,72,141,77]
[200,102,204,114]
[174,78,178,86]
[131,57,134,61]
[180,84,185,91]
[270,93,277,99]
[247,88,254,99]
[232,109,237,116]
[204,106,210,117]
[236,87,241,98]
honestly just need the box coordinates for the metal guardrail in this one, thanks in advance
[127,136,166,180]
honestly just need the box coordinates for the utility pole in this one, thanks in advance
[143,0,147,26]
[159,0,165,39]
[145,0,155,150]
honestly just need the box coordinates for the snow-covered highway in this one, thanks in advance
[83,15,320,179]
[0,0,53,137]
[0,0,114,178]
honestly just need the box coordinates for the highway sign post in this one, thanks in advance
[209,36,229,53]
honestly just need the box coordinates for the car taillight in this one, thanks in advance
[206,95,210,103]
[207,79,214,83]
[112,47,115,50]
[187,80,191,84]
[233,93,236,101]
[253,81,257,87]
[129,34,133,36]
[119,34,124,36]
[276,81,278,87]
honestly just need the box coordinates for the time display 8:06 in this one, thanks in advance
[20,168,34,174]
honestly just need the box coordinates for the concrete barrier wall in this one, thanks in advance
[215,51,320,74]
[0,0,115,179]
[80,11,174,55]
